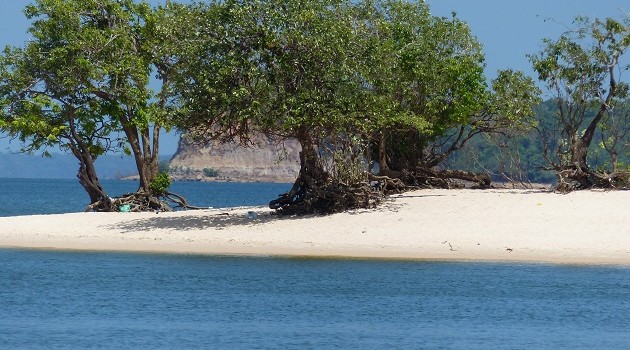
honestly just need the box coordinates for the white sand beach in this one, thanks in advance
[1,188,629,265]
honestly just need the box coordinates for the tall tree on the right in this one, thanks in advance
[529,16,630,190]
[355,1,540,188]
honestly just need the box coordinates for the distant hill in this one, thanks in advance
[0,153,171,180]
[169,134,300,183]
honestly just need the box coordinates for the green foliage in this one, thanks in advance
[167,0,539,180]
[202,168,219,178]
[529,15,630,175]
[356,1,488,138]
[170,0,363,145]
[1,0,551,196]
[449,97,630,184]
[324,136,369,184]
[0,0,186,200]
[447,100,558,184]
[331,151,368,185]
[353,2,541,170]
[488,70,542,129]
[149,172,171,195]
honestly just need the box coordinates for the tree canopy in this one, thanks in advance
[529,16,630,189]
[0,0,187,210]
[166,0,540,213]
[12,0,623,214]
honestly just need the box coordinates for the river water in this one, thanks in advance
[1,250,629,349]
[0,178,291,217]
[1,178,629,348]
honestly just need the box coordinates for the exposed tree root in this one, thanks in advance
[163,191,208,210]
[270,167,493,215]
[555,168,630,192]
[85,191,202,212]
[590,171,630,189]
[270,173,383,215]
[367,173,407,193]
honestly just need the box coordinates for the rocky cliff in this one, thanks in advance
[168,134,301,183]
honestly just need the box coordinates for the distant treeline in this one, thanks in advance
[448,98,630,186]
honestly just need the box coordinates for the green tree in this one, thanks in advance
[0,0,182,210]
[355,1,540,186]
[169,0,540,212]
[592,100,630,172]
[7,0,548,212]
[171,0,366,214]
[529,16,630,190]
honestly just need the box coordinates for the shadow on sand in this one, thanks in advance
[106,193,433,233]
[107,210,287,233]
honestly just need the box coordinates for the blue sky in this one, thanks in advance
[1,0,629,154]
[426,0,629,79]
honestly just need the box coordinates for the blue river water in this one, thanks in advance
[0,178,291,217]
[1,178,630,348]
[1,250,630,349]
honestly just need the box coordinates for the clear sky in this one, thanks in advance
[1,0,629,154]
[425,0,629,80]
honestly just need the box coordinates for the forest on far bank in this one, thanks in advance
[448,99,630,186]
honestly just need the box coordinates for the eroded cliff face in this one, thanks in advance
[168,134,301,183]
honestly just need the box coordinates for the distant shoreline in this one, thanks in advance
[119,174,294,184]
[1,189,629,265]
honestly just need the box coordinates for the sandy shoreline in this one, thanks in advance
[1,188,630,265]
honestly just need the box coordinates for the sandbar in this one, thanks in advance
[1,188,629,265]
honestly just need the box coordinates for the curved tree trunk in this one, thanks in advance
[555,59,618,191]
[566,139,592,188]
[269,130,324,211]
[376,130,489,189]
[65,112,111,211]
[77,153,111,211]
[269,129,383,215]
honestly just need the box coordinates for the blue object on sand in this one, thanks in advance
[119,204,131,213]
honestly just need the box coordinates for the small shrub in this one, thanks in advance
[331,150,367,184]
[149,172,171,195]
[203,167,219,177]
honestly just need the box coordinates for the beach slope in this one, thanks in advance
[1,189,629,265]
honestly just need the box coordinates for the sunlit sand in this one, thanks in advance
[1,189,629,265]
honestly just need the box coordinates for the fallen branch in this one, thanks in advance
[402,167,491,189]
[163,191,207,210]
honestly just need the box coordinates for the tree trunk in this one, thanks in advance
[269,129,334,213]
[378,131,389,173]
[566,139,592,188]
[122,119,160,195]
[556,61,617,191]
[439,169,491,188]
[292,129,327,197]
[76,152,111,210]
[269,129,382,215]
[299,134,324,181]
[65,111,111,210]
[377,130,402,178]
[137,153,159,193]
